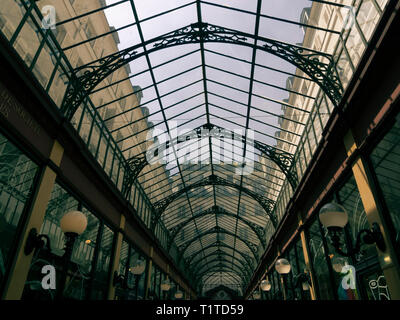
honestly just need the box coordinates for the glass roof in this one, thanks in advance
[45,0,352,291]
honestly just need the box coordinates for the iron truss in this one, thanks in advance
[193,255,252,281]
[151,174,277,230]
[121,122,298,203]
[177,225,260,263]
[61,22,343,121]
[184,241,256,273]
[167,205,266,250]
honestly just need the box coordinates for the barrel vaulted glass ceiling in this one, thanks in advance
[6,0,383,292]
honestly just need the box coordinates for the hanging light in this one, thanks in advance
[175,290,183,299]
[260,279,271,291]
[275,258,291,274]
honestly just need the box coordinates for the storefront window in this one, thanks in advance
[307,218,335,300]
[115,240,129,300]
[22,183,111,300]
[271,270,282,300]
[0,132,39,293]
[337,175,387,300]
[295,238,311,300]
[370,114,400,249]
[90,225,115,299]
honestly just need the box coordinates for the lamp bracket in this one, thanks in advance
[24,228,51,256]
[329,222,386,257]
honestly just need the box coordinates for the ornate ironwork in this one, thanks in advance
[190,250,253,278]
[151,174,277,230]
[61,22,342,121]
[167,205,266,251]
[253,140,298,190]
[193,256,251,280]
[121,123,298,199]
[121,153,148,198]
[185,241,255,271]
[177,226,259,263]
[195,266,245,281]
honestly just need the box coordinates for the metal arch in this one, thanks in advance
[184,241,255,272]
[122,123,298,195]
[194,267,246,285]
[189,250,251,274]
[153,174,276,229]
[167,205,266,250]
[194,258,250,281]
[201,271,243,286]
[199,273,244,292]
[121,153,148,198]
[189,251,252,279]
[61,22,342,122]
[177,226,260,262]
[194,258,249,279]
[195,265,245,283]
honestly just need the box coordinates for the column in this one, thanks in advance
[3,140,64,300]
[344,130,400,299]
[298,213,317,300]
[144,246,153,299]
[107,215,126,300]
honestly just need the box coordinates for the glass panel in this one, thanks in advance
[90,225,114,300]
[0,0,26,41]
[370,115,400,258]
[0,132,38,292]
[307,218,335,300]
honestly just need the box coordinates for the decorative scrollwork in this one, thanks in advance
[177,226,259,263]
[121,153,148,198]
[166,205,266,251]
[61,22,342,122]
[151,174,277,230]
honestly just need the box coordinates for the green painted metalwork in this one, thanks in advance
[167,205,266,250]
[152,174,276,229]
[60,22,342,122]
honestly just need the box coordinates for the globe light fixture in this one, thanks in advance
[175,290,183,299]
[253,291,261,300]
[57,210,88,299]
[319,202,386,257]
[331,256,347,273]
[260,279,271,292]
[161,279,171,291]
[319,202,348,229]
[275,258,291,274]
[60,210,88,235]
[131,260,146,275]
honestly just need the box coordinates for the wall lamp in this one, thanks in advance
[319,202,386,257]
[24,228,51,255]
[260,278,271,292]
[175,290,183,299]
[275,258,291,274]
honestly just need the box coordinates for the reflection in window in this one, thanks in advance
[371,115,400,252]
[338,176,379,263]
[307,218,335,300]
[23,183,105,300]
[0,133,38,292]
